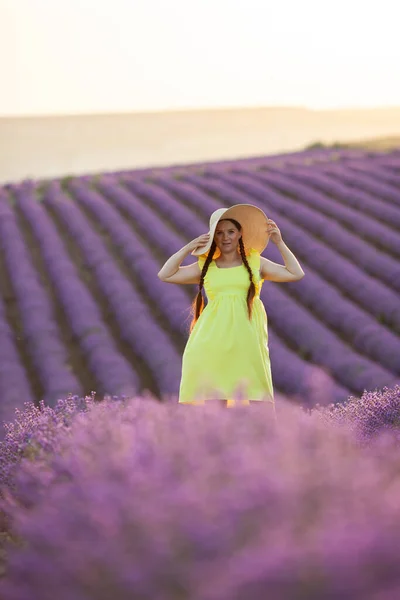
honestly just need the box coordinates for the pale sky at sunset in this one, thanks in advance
[1,0,399,117]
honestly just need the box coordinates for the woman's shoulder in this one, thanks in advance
[197,253,208,268]
[247,248,262,280]
[197,253,214,271]
[247,247,261,262]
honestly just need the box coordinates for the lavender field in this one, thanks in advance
[0,146,400,426]
[0,144,400,597]
[0,385,399,598]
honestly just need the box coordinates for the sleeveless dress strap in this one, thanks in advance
[247,248,263,289]
[249,247,260,266]
[198,255,207,271]
[248,248,261,272]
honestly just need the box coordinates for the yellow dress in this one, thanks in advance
[178,248,274,406]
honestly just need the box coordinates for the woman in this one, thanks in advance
[158,204,305,407]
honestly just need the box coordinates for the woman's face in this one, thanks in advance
[214,220,241,253]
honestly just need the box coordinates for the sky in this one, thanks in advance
[1,0,400,117]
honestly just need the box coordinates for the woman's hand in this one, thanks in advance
[266,219,283,244]
[187,232,211,253]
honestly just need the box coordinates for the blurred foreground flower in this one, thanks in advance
[0,387,399,599]
[315,384,400,446]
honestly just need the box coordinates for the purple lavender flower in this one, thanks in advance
[0,387,399,598]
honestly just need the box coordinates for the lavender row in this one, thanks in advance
[372,156,400,171]
[0,190,36,420]
[215,149,370,174]
[182,173,400,373]
[160,173,399,391]
[267,329,351,404]
[0,285,34,426]
[321,159,400,201]
[120,175,209,239]
[260,283,399,393]
[311,162,400,212]
[114,148,365,179]
[158,174,400,389]
[207,148,371,171]
[0,187,81,404]
[114,149,396,182]
[67,178,194,337]
[344,160,400,187]
[244,168,400,259]
[159,169,400,301]
[97,176,193,262]
[0,187,82,404]
[98,177,347,399]
[281,269,400,376]
[15,183,140,397]
[148,173,221,217]
[72,179,352,402]
[201,172,400,334]
[201,169,400,294]
[43,182,181,395]
[224,171,400,329]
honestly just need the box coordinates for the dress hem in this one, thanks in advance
[178,397,274,405]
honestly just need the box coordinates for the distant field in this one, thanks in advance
[0,145,399,426]
[1,105,400,184]
[345,135,400,150]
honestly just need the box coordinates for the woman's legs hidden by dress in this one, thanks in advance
[194,399,270,408]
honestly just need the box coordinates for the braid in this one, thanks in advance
[238,237,256,320]
[189,222,256,333]
[189,240,217,333]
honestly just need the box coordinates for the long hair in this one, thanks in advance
[189,218,256,333]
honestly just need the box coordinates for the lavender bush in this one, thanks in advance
[316,384,400,446]
[0,386,399,598]
[0,393,96,493]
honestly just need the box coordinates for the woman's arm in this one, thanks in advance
[157,233,210,285]
[261,240,305,282]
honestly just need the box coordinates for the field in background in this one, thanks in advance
[345,135,400,150]
[0,146,399,428]
[1,106,400,184]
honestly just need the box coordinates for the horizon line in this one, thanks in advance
[2,103,400,120]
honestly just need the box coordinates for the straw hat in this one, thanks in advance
[191,204,270,257]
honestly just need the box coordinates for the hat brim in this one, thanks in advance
[191,204,269,257]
